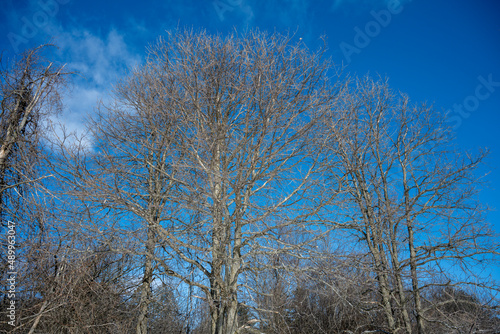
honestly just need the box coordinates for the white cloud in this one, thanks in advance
[57,28,141,86]
[46,28,143,149]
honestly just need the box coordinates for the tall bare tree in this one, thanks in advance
[0,45,64,214]
[323,77,499,333]
[49,30,341,334]
[0,45,66,331]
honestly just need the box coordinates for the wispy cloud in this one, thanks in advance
[56,28,141,86]
[211,0,254,25]
[47,27,142,148]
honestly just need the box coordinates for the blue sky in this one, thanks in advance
[1,0,499,263]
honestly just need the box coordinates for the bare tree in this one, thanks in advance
[0,45,65,215]
[423,286,500,334]
[0,45,67,332]
[0,45,141,334]
[323,76,499,333]
[49,30,341,334]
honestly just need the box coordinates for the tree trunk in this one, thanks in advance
[136,226,154,334]
[389,226,412,333]
[365,225,396,332]
[407,223,426,334]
